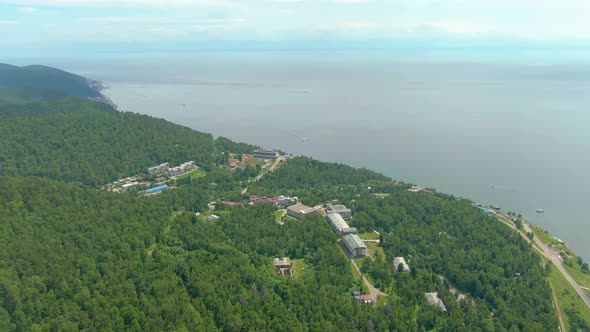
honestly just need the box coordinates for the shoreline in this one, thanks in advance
[87,79,118,110]
[490,207,590,311]
[94,81,590,272]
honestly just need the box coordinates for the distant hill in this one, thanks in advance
[0,63,102,105]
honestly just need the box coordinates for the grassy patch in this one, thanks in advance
[358,231,380,240]
[549,263,590,330]
[564,264,590,289]
[176,168,206,180]
[366,242,386,259]
[373,193,390,199]
[274,210,284,223]
[531,225,590,289]
[291,259,308,278]
[530,224,556,245]
[283,215,299,223]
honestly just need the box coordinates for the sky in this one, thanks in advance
[1,0,590,56]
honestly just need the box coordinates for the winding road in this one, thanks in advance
[496,213,590,310]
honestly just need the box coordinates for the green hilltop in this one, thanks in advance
[0,63,101,102]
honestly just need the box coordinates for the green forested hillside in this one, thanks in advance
[248,158,561,331]
[0,63,100,99]
[0,66,567,331]
[0,86,69,107]
[0,177,380,331]
[0,99,254,186]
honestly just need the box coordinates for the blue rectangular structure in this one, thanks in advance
[145,184,169,193]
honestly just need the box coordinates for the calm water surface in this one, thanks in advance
[48,53,590,260]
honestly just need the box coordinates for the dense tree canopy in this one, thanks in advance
[0,99,255,186]
[0,76,572,330]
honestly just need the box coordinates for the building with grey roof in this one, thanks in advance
[393,257,410,272]
[273,257,292,276]
[342,234,367,258]
[253,149,279,159]
[147,162,170,175]
[327,212,350,236]
[342,227,358,236]
[326,203,352,220]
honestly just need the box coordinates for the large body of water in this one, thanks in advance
[39,53,590,260]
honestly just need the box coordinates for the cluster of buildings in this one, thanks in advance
[250,195,298,206]
[283,201,368,259]
[352,291,372,304]
[147,162,170,175]
[324,204,367,258]
[227,154,251,172]
[109,177,142,192]
[408,186,434,194]
[147,161,197,177]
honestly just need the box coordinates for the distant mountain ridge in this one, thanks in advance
[0,63,105,104]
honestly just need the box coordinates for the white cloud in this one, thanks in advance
[0,0,230,6]
[80,16,245,26]
[332,0,367,3]
[18,6,37,12]
[0,20,17,24]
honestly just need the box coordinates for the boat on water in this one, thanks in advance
[536,209,544,213]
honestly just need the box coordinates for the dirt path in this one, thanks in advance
[548,277,567,332]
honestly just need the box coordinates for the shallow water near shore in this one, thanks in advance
[41,52,590,261]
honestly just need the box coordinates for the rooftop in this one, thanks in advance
[425,293,447,311]
[287,203,318,214]
[326,203,351,212]
[327,212,350,230]
[253,149,278,155]
[342,234,367,250]
[273,257,291,267]
[222,201,245,206]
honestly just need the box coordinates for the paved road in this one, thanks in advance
[496,213,590,310]
[241,156,285,195]
[350,259,387,303]
[268,156,286,172]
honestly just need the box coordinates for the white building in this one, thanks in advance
[425,293,447,312]
[393,257,410,272]
[147,162,170,175]
[327,212,358,237]
[168,161,197,176]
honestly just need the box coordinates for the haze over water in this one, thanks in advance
[53,52,590,260]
